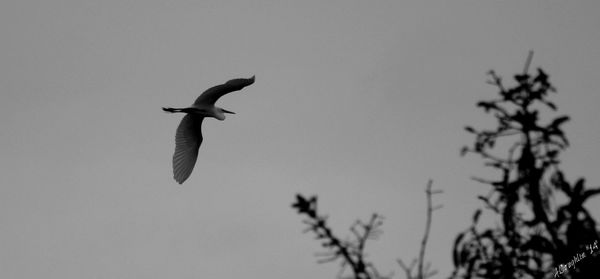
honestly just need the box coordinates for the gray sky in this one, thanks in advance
[2,1,600,278]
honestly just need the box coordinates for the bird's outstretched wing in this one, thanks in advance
[173,114,204,184]
[194,76,255,105]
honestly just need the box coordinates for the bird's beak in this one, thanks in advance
[222,109,236,114]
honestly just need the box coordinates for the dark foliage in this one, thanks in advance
[452,52,600,279]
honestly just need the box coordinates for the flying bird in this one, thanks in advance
[163,76,255,184]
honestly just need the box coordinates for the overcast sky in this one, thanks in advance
[2,1,600,278]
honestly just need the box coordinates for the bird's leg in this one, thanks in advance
[162,107,184,113]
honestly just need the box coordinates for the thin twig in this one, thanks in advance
[418,181,433,279]
[398,180,441,279]
[523,50,534,75]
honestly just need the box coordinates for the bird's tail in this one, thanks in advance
[162,107,178,113]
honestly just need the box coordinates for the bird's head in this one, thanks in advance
[216,107,235,120]
[225,75,255,87]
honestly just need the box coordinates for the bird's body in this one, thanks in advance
[163,76,255,184]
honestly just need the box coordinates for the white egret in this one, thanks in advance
[163,76,255,184]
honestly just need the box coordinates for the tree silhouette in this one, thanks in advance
[452,52,600,279]
[292,180,441,279]
[291,194,387,279]
[290,52,599,279]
